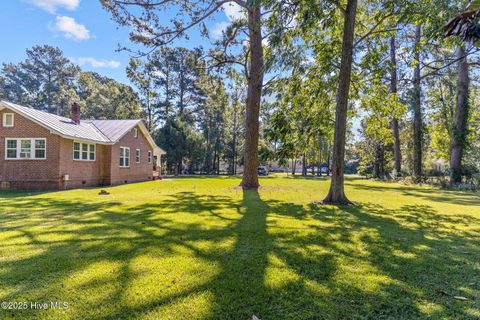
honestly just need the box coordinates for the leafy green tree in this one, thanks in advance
[359,80,407,178]
[101,0,304,189]
[197,74,228,174]
[0,45,79,115]
[76,71,142,120]
[156,117,204,175]
[126,58,160,131]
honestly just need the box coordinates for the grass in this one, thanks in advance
[0,175,479,319]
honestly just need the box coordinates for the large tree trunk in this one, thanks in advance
[323,0,357,205]
[373,142,385,179]
[326,147,331,176]
[390,35,402,175]
[318,140,323,176]
[232,103,238,175]
[241,4,264,189]
[412,25,423,179]
[302,153,307,176]
[450,46,470,185]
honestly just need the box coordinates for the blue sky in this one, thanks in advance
[0,0,240,85]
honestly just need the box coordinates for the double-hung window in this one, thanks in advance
[34,139,46,158]
[5,138,46,160]
[120,147,130,167]
[148,151,152,163]
[136,149,141,163]
[73,142,95,161]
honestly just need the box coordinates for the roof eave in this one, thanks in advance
[1,101,112,145]
[112,120,162,152]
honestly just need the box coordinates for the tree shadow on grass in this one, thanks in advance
[0,190,478,319]
[347,181,480,206]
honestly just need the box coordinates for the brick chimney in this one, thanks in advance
[71,102,81,124]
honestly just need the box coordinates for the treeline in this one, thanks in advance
[3,0,480,202]
[97,0,480,203]
[125,47,245,175]
[0,45,142,119]
[261,1,480,189]
[0,45,244,176]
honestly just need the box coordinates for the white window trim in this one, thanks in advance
[73,141,96,161]
[3,113,14,127]
[148,151,152,163]
[133,128,138,138]
[136,149,141,164]
[120,146,130,168]
[4,138,46,160]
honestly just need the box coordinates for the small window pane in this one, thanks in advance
[74,142,80,151]
[74,151,80,159]
[21,140,31,149]
[7,149,16,158]
[35,140,45,149]
[7,140,17,148]
[35,149,45,158]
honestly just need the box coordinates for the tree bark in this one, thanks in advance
[450,45,470,185]
[232,102,238,175]
[323,0,357,205]
[373,142,385,179]
[412,25,423,179]
[318,140,322,176]
[302,153,307,176]
[240,4,264,189]
[390,35,402,175]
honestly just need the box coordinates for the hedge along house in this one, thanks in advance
[0,100,165,190]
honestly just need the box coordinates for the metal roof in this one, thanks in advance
[0,101,163,154]
[86,119,142,142]
[1,101,110,143]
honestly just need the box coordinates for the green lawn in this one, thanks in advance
[0,176,479,319]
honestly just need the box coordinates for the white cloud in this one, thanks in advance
[70,57,120,69]
[53,16,90,41]
[222,2,245,21]
[26,0,80,13]
[211,21,230,39]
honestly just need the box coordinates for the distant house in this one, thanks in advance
[0,100,165,190]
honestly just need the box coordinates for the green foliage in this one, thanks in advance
[0,45,142,120]
[156,117,204,174]
[0,45,79,115]
[360,81,407,144]
[77,71,142,120]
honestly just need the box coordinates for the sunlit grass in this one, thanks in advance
[0,175,479,319]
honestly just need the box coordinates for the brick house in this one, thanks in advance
[0,100,165,190]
